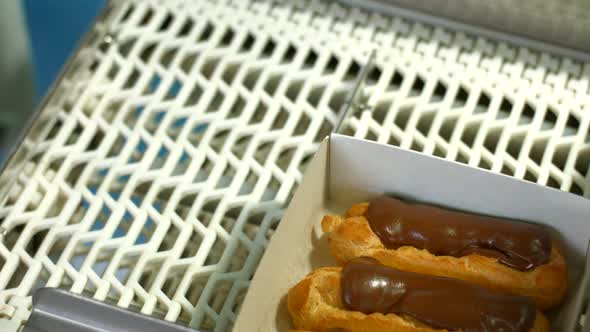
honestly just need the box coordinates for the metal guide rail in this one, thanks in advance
[1,0,590,331]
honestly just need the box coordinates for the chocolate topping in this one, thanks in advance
[341,257,536,332]
[366,196,551,271]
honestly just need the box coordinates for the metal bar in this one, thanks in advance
[334,50,375,134]
[337,0,590,63]
[22,288,201,332]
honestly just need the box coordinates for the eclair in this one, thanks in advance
[288,257,549,332]
[321,196,567,309]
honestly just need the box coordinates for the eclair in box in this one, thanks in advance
[321,196,567,310]
[288,257,549,332]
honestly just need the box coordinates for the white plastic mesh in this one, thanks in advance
[1,0,590,331]
[342,24,590,195]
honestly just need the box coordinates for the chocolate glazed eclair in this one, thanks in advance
[321,196,567,310]
[288,257,549,332]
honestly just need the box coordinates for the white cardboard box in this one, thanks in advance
[234,134,590,331]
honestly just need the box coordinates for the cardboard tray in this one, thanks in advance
[234,134,590,331]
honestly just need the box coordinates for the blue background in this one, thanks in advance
[23,0,106,100]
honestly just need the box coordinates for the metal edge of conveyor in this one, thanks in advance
[337,0,590,63]
[22,288,203,332]
[334,50,375,134]
[0,1,115,209]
